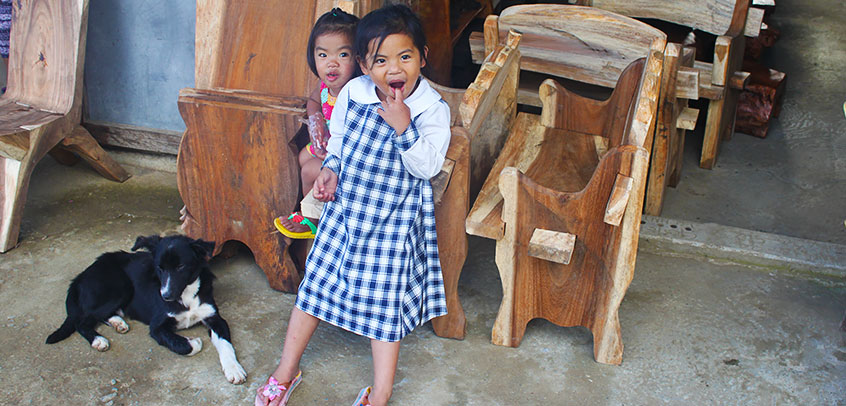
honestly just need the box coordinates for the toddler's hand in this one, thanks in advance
[377,87,411,135]
[312,167,338,202]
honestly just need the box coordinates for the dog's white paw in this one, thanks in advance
[186,337,203,356]
[91,336,110,351]
[223,360,247,384]
[108,316,130,334]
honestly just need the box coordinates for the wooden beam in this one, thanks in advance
[528,228,576,265]
[730,71,751,90]
[744,7,765,37]
[84,120,182,155]
[676,107,699,131]
[675,66,700,100]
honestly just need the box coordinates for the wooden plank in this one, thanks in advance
[604,173,633,226]
[461,31,521,137]
[675,66,700,100]
[465,113,542,240]
[491,5,666,88]
[84,120,182,155]
[6,0,86,114]
[59,126,131,182]
[528,228,576,265]
[590,0,739,36]
[676,107,699,130]
[194,1,318,98]
[744,7,765,37]
[483,14,498,60]
[644,40,680,217]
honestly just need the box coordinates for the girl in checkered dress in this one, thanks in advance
[256,5,449,406]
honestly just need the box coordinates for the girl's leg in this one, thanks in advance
[270,307,320,382]
[300,157,322,197]
[368,339,400,406]
[277,149,322,235]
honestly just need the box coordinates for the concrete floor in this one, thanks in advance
[2,0,845,404]
[0,158,844,405]
[661,0,846,245]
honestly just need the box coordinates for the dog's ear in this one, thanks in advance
[190,239,215,260]
[132,235,161,252]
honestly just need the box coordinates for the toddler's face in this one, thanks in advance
[360,33,427,101]
[314,32,356,95]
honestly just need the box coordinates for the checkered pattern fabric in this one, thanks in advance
[296,97,448,342]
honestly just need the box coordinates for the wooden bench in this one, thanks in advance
[578,0,765,170]
[0,0,129,252]
[465,5,664,365]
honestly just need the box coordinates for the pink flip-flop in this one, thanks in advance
[255,371,302,406]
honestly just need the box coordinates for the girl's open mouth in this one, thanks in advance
[326,72,339,81]
[389,80,406,93]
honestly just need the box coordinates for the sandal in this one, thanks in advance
[351,386,372,406]
[274,212,317,239]
[255,370,302,406]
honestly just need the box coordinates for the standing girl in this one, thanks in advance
[256,4,450,406]
[274,8,359,239]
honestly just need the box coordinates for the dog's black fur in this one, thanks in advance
[46,234,246,384]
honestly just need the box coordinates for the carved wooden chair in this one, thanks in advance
[580,0,764,170]
[178,1,353,292]
[470,7,698,216]
[465,5,664,365]
[0,0,130,252]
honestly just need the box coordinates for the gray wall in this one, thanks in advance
[84,0,195,132]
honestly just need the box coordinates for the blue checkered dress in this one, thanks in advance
[295,76,450,342]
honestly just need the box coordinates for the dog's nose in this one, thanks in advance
[160,289,177,302]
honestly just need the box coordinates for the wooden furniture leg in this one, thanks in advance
[430,128,470,340]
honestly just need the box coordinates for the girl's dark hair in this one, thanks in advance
[306,8,360,77]
[354,4,428,70]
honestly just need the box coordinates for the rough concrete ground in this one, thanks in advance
[2,0,845,404]
[0,154,844,405]
[660,0,846,245]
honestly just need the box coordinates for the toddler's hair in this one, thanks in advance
[355,4,428,70]
[307,8,360,77]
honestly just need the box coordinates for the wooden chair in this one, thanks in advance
[427,31,521,339]
[579,0,764,170]
[177,1,335,292]
[0,0,130,252]
[465,5,664,365]
[469,6,695,217]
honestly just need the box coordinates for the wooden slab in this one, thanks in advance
[491,5,665,89]
[589,0,746,36]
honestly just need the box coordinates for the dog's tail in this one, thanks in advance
[46,286,80,344]
[46,317,76,344]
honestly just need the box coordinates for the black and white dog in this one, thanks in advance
[46,234,246,384]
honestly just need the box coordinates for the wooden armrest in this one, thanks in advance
[178,88,307,114]
[528,228,576,265]
[604,173,633,226]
